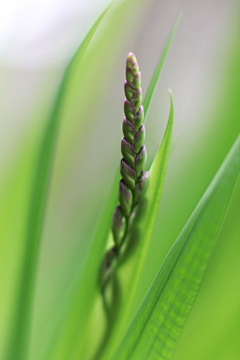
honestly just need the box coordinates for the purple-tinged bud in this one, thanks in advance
[133,145,147,178]
[122,118,136,145]
[126,67,135,83]
[126,53,139,74]
[133,124,145,154]
[120,159,136,190]
[119,180,133,217]
[132,105,144,131]
[126,59,134,68]
[131,88,142,112]
[127,52,137,64]
[131,62,139,75]
[124,81,135,102]
[121,138,136,167]
[133,171,148,207]
[124,99,136,122]
[111,205,126,248]
[132,72,141,90]
[103,52,146,288]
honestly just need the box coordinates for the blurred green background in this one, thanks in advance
[0,0,239,359]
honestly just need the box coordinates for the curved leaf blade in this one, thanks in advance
[113,133,240,360]
[101,91,174,360]
[143,13,181,114]
[4,4,114,360]
[48,15,180,360]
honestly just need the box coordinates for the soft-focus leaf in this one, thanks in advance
[113,133,240,360]
[143,13,181,114]
[4,3,114,360]
[100,91,174,360]
[48,14,179,360]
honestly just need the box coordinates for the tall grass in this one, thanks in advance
[0,1,240,360]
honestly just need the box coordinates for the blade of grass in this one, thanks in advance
[113,133,240,360]
[99,91,173,360]
[51,91,173,360]
[4,3,115,360]
[143,13,181,114]
[48,15,179,360]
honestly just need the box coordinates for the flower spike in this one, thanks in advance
[102,53,148,288]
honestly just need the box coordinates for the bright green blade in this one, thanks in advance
[49,93,173,360]
[99,91,174,360]
[4,4,114,360]
[143,13,181,115]
[47,15,179,360]
[113,133,240,360]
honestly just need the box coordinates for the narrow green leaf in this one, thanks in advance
[100,91,174,360]
[4,4,114,360]
[143,13,181,114]
[113,133,240,360]
[47,15,180,360]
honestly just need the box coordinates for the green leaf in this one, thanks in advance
[47,15,179,360]
[113,133,240,360]
[143,13,181,115]
[100,91,173,360]
[4,4,114,360]
[48,91,173,360]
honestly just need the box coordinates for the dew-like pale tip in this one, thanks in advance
[127,52,137,63]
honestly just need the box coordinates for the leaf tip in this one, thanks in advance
[168,88,174,119]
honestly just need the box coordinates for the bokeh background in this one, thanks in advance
[0,0,240,359]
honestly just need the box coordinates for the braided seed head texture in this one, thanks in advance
[101,53,148,287]
[112,52,147,250]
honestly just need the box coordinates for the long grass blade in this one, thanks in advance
[4,4,114,360]
[113,133,240,360]
[100,91,173,360]
[143,13,181,114]
[47,14,180,360]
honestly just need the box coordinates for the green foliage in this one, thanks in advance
[114,133,240,360]
[99,91,173,360]
[143,14,181,114]
[1,1,239,360]
[4,3,114,360]
[47,16,178,358]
